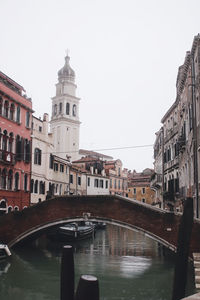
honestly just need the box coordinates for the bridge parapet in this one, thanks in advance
[0,195,199,255]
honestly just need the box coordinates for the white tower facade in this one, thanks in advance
[50,55,81,162]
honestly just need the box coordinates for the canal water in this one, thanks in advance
[0,224,196,300]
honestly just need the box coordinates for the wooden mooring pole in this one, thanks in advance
[60,245,75,300]
[60,245,99,300]
[172,197,194,300]
[75,275,99,300]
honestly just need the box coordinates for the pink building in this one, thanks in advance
[0,71,33,213]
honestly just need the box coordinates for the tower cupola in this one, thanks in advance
[58,55,75,83]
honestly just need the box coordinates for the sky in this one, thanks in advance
[0,0,200,172]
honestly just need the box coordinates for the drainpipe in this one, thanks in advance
[191,55,199,218]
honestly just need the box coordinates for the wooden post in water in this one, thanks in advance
[172,197,194,300]
[60,245,74,300]
[75,275,99,300]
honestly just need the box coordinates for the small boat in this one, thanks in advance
[0,244,11,259]
[54,221,95,242]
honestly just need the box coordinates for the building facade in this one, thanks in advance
[152,34,200,216]
[128,169,155,205]
[31,114,70,204]
[0,71,33,213]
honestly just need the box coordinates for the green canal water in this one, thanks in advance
[0,224,196,300]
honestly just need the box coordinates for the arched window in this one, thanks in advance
[54,104,57,116]
[24,174,28,191]
[16,106,20,123]
[39,181,43,194]
[30,179,34,193]
[34,148,42,165]
[7,170,13,190]
[1,168,7,189]
[14,206,19,211]
[72,104,76,116]
[0,97,2,115]
[34,180,38,193]
[8,206,13,213]
[8,133,13,153]
[66,103,70,115]
[4,100,9,118]
[59,184,62,195]
[59,102,62,114]
[2,130,8,151]
[0,199,7,215]
[26,111,30,128]
[24,139,31,162]
[15,172,19,190]
[10,103,15,121]
[16,135,21,161]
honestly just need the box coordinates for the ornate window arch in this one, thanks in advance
[10,103,15,121]
[66,102,70,115]
[8,169,13,190]
[14,172,19,190]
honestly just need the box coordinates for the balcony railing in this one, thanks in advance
[0,150,15,165]
[178,134,186,151]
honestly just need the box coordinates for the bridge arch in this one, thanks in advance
[0,195,200,255]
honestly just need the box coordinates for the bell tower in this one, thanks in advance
[50,54,81,162]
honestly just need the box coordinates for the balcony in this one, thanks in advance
[178,134,186,152]
[0,150,15,165]
[150,173,162,189]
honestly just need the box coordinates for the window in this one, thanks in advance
[24,139,31,162]
[100,179,104,188]
[54,104,57,116]
[8,170,13,190]
[8,133,13,153]
[10,103,15,121]
[142,187,145,194]
[4,101,9,118]
[16,135,22,161]
[60,164,64,172]
[34,180,38,193]
[16,106,20,123]
[118,180,120,189]
[2,130,7,151]
[54,163,58,171]
[72,104,76,116]
[87,177,90,187]
[15,172,19,190]
[106,180,108,189]
[34,148,42,165]
[1,169,7,189]
[39,126,42,132]
[26,111,30,128]
[49,154,54,169]
[78,176,81,185]
[142,198,146,203]
[133,188,136,194]
[59,184,62,195]
[70,174,73,184]
[66,103,70,115]
[30,179,34,193]
[94,179,99,187]
[24,174,28,191]
[114,179,117,189]
[39,181,44,194]
[59,102,62,114]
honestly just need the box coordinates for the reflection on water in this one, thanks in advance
[0,224,196,300]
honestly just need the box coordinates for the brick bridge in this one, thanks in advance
[1,195,200,255]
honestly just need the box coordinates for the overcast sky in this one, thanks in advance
[0,0,200,172]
